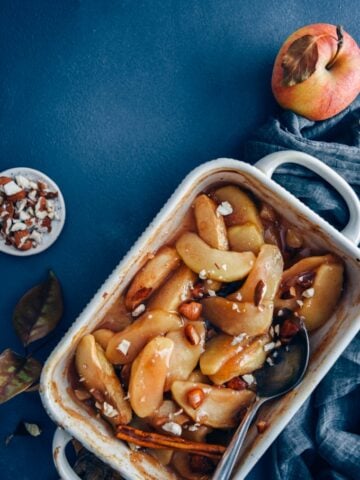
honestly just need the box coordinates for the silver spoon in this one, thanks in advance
[212,323,310,480]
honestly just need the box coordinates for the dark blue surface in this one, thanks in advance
[0,1,359,479]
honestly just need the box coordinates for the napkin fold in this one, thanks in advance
[243,97,360,480]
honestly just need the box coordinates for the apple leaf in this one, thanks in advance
[0,349,42,404]
[13,270,63,347]
[281,34,319,87]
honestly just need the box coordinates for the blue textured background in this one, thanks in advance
[0,1,359,478]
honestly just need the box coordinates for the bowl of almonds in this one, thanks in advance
[0,167,65,256]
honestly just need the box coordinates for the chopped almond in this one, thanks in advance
[179,302,202,321]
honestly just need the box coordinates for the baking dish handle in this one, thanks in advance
[53,427,81,480]
[255,150,360,245]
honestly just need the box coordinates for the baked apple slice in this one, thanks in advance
[148,265,197,312]
[209,335,270,385]
[75,334,132,425]
[165,321,206,390]
[92,328,114,350]
[214,185,263,230]
[171,381,255,428]
[106,310,183,364]
[199,333,248,376]
[298,262,343,331]
[129,336,174,418]
[176,232,255,282]
[228,244,283,303]
[194,194,229,251]
[228,222,264,254]
[201,297,273,336]
[125,246,181,310]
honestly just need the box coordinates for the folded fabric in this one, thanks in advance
[243,97,360,480]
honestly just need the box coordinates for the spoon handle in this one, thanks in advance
[212,398,264,480]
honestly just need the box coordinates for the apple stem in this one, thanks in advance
[326,25,344,70]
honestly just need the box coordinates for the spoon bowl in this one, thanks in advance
[213,322,310,480]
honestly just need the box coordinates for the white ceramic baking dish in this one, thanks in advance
[40,150,360,480]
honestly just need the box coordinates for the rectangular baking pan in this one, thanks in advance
[40,150,360,480]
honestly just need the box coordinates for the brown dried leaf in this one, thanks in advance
[282,34,319,86]
[13,270,63,346]
[0,349,42,404]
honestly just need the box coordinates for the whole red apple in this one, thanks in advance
[271,24,360,120]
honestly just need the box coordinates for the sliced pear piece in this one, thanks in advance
[299,262,343,331]
[148,265,197,312]
[202,297,273,336]
[209,335,269,385]
[129,336,174,418]
[125,246,181,310]
[176,232,255,282]
[75,334,132,425]
[228,222,264,254]
[214,185,263,230]
[165,322,206,390]
[228,244,283,303]
[106,310,183,364]
[199,334,248,376]
[194,194,229,251]
[92,328,115,350]
[171,381,255,428]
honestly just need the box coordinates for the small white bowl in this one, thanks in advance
[0,167,66,256]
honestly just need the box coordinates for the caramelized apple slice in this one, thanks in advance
[165,322,206,390]
[125,246,181,310]
[148,265,197,312]
[93,328,114,350]
[147,400,190,429]
[214,186,263,230]
[75,334,132,425]
[280,254,336,285]
[176,232,255,282]
[194,194,229,251]
[299,262,343,331]
[228,244,283,302]
[199,334,248,376]
[188,370,211,384]
[129,336,174,418]
[201,297,273,336]
[209,335,270,385]
[228,222,264,254]
[106,310,183,364]
[171,381,255,428]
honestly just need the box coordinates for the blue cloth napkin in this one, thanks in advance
[244,98,360,480]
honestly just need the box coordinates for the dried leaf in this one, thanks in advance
[73,446,124,480]
[13,270,63,346]
[282,34,319,86]
[0,349,42,404]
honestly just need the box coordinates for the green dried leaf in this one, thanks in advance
[0,349,42,404]
[13,270,63,346]
[282,34,319,87]
[74,446,124,480]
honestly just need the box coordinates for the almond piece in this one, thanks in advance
[187,388,205,409]
[179,302,202,321]
[184,324,201,346]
